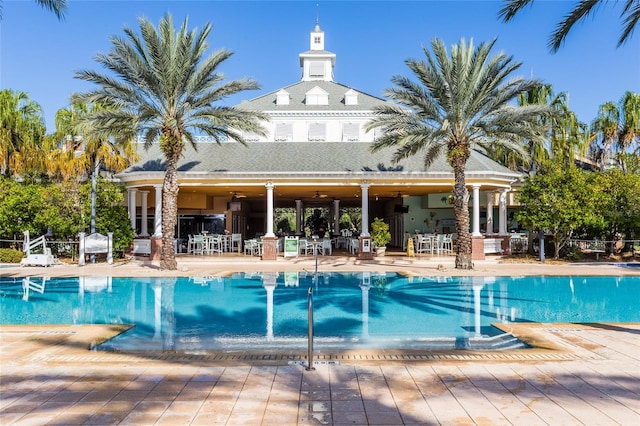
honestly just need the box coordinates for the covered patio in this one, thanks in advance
[118,141,521,261]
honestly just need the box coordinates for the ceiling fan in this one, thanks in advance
[232,191,247,199]
[313,191,328,199]
[396,191,409,198]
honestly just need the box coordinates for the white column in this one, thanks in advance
[471,185,481,237]
[333,199,340,235]
[265,181,275,237]
[499,189,508,236]
[360,181,370,236]
[486,191,494,235]
[128,189,137,235]
[295,199,303,234]
[139,191,149,236]
[153,184,162,237]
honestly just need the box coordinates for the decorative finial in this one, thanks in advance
[316,3,319,25]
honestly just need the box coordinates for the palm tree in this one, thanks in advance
[74,13,267,270]
[590,91,640,170]
[499,0,639,52]
[366,38,551,270]
[49,101,140,238]
[0,89,46,179]
[591,101,620,169]
[549,96,591,167]
[0,0,67,20]
[617,91,640,160]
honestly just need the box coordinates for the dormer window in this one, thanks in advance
[276,89,290,106]
[305,86,329,105]
[344,89,358,106]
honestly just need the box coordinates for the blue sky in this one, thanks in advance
[1,0,638,131]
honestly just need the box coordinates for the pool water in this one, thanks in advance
[1,273,638,351]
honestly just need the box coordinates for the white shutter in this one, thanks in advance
[308,123,326,141]
[275,123,293,141]
[342,123,359,141]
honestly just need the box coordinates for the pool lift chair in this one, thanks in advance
[20,230,56,267]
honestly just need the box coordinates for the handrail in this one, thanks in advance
[306,287,315,371]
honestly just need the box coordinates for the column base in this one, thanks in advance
[261,236,277,260]
[471,236,485,261]
[357,236,374,260]
[150,237,163,261]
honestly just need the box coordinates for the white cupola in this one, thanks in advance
[299,21,336,82]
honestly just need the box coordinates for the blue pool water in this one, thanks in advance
[1,273,638,351]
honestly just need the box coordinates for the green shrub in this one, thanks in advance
[0,248,24,263]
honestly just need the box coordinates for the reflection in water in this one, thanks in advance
[2,274,638,351]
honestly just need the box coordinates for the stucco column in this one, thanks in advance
[499,189,508,236]
[471,185,482,237]
[262,181,277,260]
[139,191,149,236]
[486,191,494,235]
[333,199,340,235]
[153,184,162,237]
[295,199,303,235]
[128,188,137,235]
[265,181,275,238]
[360,181,370,236]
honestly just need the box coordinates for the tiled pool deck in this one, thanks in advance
[1,255,639,425]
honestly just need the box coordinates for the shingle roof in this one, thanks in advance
[238,81,388,112]
[123,142,517,177]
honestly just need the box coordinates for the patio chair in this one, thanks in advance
[298,239,314,255]
[192,234,205,255]
[231,233,242,253]
[207,235,223,255]
[321,238,332,255]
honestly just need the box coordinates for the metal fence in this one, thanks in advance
[567,239,640,255]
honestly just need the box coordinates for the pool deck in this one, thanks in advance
[1,255,639,425]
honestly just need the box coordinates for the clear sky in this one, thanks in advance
[1,0,638,132]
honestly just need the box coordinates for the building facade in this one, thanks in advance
[118,23,522,259]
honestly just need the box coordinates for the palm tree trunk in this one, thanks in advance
[452,162,473,270]
[160,154,179,270]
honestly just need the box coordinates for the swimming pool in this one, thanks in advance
[1,273,638,351]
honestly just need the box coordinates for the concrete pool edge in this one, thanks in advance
[4,322,634,366]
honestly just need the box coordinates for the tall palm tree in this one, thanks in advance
[499,0,640,52]
[0,89,46,179]
[617,91,640,161]
[0,0,67,21]
[74,13,267,270]
[549,96,591,167]
[590,91,640,170]
[49,101,140,237]
[366,38,551,270]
